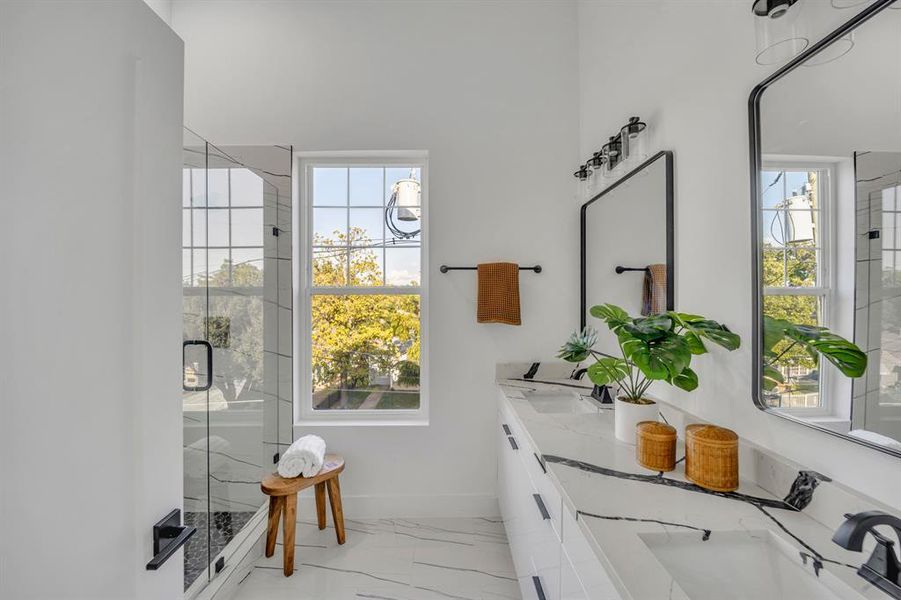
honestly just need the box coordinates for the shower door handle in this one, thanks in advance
[146,509,196,570]
[183,340,213,392]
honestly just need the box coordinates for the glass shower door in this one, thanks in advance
[182,129,294,596]
[203,144,267,579]
[182,129,212,592]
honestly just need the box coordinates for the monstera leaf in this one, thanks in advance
[622,332,692,381]
[560,303,740,402]
[764,316,867,379]
[669,312,741,354]
[587,357,631,387]
[669,366,699,392]
[590,303,631,334]
[762,364,785,392]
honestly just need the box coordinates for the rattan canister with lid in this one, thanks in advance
[684,424,739,492]
[636,421,677,472]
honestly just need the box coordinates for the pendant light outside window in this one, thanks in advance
[752,0,809,65]
[385,170,421,239]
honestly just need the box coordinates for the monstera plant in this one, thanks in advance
[559,304,741,404]
[762,316,867,391]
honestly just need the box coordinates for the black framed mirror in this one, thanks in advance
[581,150,674,334]
[749,0,901,457]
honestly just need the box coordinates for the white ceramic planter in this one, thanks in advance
[614,397,659,444]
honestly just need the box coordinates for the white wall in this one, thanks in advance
[577,0,901,509]
[0,2,184,598]
[171,0,580,516]
[143,0,173,25]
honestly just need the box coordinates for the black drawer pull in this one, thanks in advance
[533,575,547,600]
[508,436,518,450]
[534,453,546,473]
[502,423,511,435]
[533,494,550,520]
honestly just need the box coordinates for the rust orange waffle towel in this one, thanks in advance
[477,262,521,326]
[641,263,668,316]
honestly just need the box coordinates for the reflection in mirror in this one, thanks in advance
[753,1,901,453]
[582,152,673,355]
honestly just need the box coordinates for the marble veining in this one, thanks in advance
[577,510,712,541]
[543,454,794,511]
[231,517,520,600]
[495,371,893,600]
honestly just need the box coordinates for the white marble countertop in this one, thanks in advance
[496,375,889,600]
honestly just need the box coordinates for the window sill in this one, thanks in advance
[294,416,429,427]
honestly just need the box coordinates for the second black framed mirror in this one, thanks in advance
[749,0,901,457]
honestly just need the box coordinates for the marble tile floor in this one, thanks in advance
[231,517,521,600]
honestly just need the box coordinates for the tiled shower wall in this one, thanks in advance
[852,151,901,438]
[220,145,295,469]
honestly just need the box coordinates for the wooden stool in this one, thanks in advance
[261,453,346,576]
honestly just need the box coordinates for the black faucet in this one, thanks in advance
[833,510,901,598]
[571,367,588,380]
[523,362,540,380]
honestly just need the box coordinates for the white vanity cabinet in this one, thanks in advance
[497,391,622,600]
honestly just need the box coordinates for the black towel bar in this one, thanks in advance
[614,266,649,274]
[440,265,542,273]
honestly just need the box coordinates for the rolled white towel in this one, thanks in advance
[278,435,327,478]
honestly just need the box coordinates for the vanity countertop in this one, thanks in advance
[496,375,889,600]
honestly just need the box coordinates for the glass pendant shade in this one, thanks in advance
[753,0,809,65]
[830,0,870,7]
[394,178,421,222]
[803,31,854,66]
[620,117,648,163]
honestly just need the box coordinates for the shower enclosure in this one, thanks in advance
[853,151,901,442]
[182,129,294,595]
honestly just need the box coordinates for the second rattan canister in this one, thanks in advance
[636,421,677,472]
[685,424,739,492]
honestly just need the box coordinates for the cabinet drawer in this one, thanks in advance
[527,453,562,541]
[561,508,621,600]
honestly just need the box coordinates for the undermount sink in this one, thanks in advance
[523,390,596,414]
[640,530,861,600]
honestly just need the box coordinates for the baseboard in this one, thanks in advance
[296,492,500,519]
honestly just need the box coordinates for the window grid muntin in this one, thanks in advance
[182,167,265,286]
[303,159,426,417]
[311,166,422,289]
[762,166,832,411]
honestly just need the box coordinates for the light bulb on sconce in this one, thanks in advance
[586,151,607,194]
[574,164,593,200]
[620,117,648,167]
[573,116,650,191]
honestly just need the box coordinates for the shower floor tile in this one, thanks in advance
[231,517,520,600]
[184,510,257,591]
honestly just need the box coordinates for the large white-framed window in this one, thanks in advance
[761,161,837,415]
[294,152,428,425]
